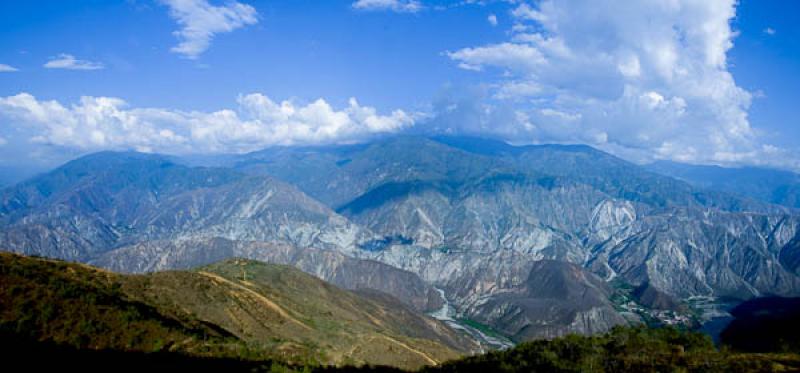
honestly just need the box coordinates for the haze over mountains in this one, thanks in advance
[647,161,800,209]
[3,135,800,344]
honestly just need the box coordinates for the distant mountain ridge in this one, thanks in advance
[647,160,800,209]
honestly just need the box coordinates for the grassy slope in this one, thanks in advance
[0,253,468,370]
[122,259,470,368]
[0,252,248,356]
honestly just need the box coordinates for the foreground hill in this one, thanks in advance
[720,296,800,353]
[0,253,476,369]
[423,326,800,373]
[6,321,800,372]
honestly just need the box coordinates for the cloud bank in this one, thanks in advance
[2,0,795,172]
[445,0,795,169]
[161,0,258,59]
[0,93,416,155]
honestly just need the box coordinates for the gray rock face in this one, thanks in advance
[338,176,594,263]
[779,232,800,275]
[586,208,800,298]
[240,137,800,300]
[0,153,368,261]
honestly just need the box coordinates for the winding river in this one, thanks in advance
[428,288,515,351]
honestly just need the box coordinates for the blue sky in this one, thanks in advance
[0,0,502,110]
[729,0,800,148]
[0,0,798,176]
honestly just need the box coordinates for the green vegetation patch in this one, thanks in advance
[424,326,800,373]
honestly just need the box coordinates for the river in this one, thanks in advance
[428,288,515,351]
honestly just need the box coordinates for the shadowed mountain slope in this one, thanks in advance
[466,260,626,342]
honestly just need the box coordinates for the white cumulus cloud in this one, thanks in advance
[0,64,19,72]
[0,92,417,154]
[161,0,258,59]
[445,0,789,169]
[352,0,423,13]
[43,54,104,70]
[487,14,498,26]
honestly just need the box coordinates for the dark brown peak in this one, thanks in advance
[632,281,684,311]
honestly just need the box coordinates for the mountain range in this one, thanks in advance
[3,135,800,345]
